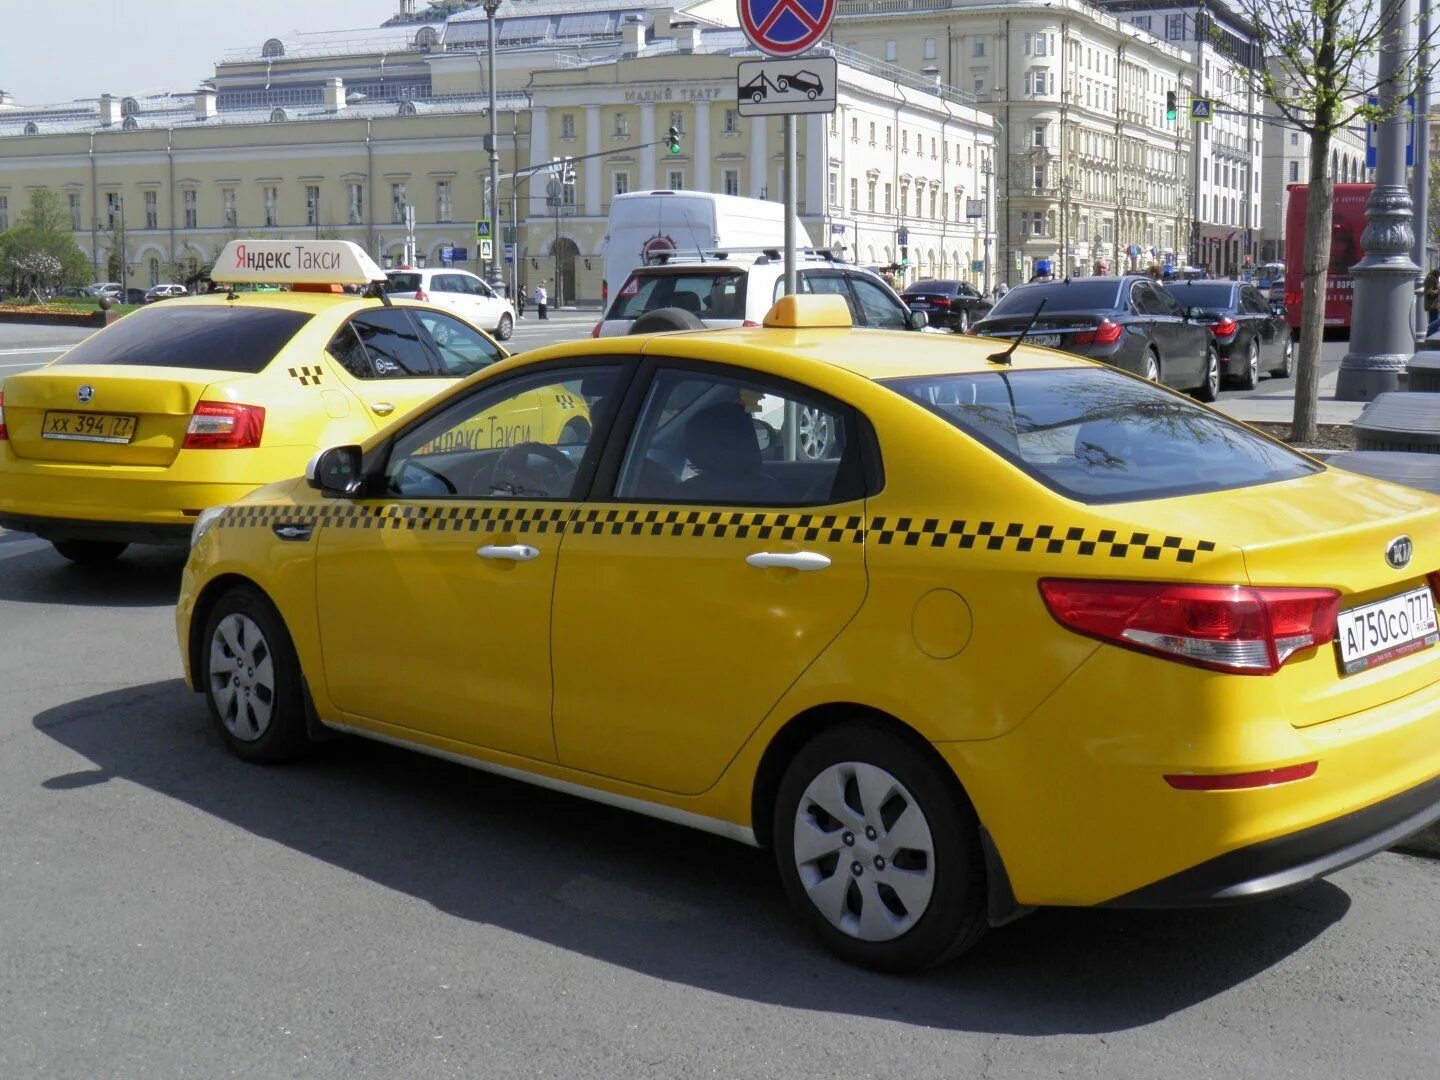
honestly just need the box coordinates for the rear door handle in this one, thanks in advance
[478,544,540,562]
[370,401,396,416]
[746,551,831,572]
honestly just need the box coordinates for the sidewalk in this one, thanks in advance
[1211,367,1367,426]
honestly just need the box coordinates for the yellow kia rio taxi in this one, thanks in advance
[176,293,1440,972]
[0,240,550,564]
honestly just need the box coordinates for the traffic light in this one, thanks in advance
[1165,90,1177,122]
[561,156,576,186]
[900,245,909,267]
[666,125,682,154]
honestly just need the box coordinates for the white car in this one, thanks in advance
[88,282,123,299]
[143,283,188,303]
[385,268,515,341]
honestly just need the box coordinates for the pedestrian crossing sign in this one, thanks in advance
[1191,98,1213,122]
[475,219,494,242]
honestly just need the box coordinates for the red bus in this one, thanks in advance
[1283,182,1372,332]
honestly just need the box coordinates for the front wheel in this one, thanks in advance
[202,586,312,763]
[52,539,128,564]
[773,721,988,972]
[495,313,514,341]
[1193,345,1220,403]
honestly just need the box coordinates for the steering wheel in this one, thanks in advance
[485,441,577,498]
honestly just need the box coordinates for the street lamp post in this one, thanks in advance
[1338,0,1420,400]
[484,0,503,292]
[980,154,993,294]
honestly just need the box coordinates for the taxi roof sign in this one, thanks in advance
[214,240,386,286]
[763,293,852,329]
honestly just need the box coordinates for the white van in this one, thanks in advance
[601,190,810,303]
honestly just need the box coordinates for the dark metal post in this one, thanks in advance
[485,0,502,289]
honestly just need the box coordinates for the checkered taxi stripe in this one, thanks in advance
[219,505,1216,563]
[287,365,324,387]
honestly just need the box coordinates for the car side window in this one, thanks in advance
[409,309,504,377]
[849,276,909,329]
[433,274,462,294]
[1242,288,1269,314]
[348,309,440,378]
[469,276,495,299]
[791,272,861,322]
[614,366,862,507]
[1153,288,1185,318]
[385,365,622,500]
[1131,283,1161,315]
[325,322,375,378]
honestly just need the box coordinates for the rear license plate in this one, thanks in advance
[1336,586,1439,675]
[1029,334,1062,348]
[41,411,137,444]
[909,300,931,308]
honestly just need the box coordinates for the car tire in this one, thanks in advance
[201,585,312,764]
[1237,338,1260,391]
[495,313,514,341]
[1275,335,1295,379]
[1194,345,1220,403]
[1143,349,1161,383]
[954,309,969,334]
[52,540,128,565]
[559,418,591,445]
[773,720,988,973]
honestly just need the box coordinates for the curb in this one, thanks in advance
[0,309,118,328]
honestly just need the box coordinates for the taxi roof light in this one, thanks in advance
[762,294,852,330]
[212,239,385,288]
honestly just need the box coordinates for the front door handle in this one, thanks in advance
[370,401,396,416]
[746,551,831,572]
[478,544,540,562]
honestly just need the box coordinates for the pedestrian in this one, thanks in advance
[1424,267,1440,336]
[534,280,548,320]
[516,284,526,319]
[995,281,1009,298]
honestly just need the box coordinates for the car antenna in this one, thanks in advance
[365,280,393,306]
[987,297,1048,367]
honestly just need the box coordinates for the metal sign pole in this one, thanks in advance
[783,115,797,296]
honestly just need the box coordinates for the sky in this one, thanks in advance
[2,0,403,105]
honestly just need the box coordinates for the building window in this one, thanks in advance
[867,180,876,211]
[1289,160,1300,182]
[669,109,684,133]
[264,186,279,227]
[68,192,81,230]
[929,189,937,218]
[667,169,685,191]
[850,117,858,140]
[973,37,985,58]
[885,125,892,148]
[1024,211,1045,236]
[722,168,740,197]
[183,190,197,229]
[560,113,575,139]
[868,121,876,145]
[850,176,858,210]
[924,38,936,60]
[1035,34,1047,57]
[902,130,908,152]
[1033,123,1045,148]
[1290,132,1300,146]
[303,185,319,227]
[883,183,892,213]
[435,180,451,222]
[391,182,407,224]
[105,192,122,229]
[148,256,160,287]
[1166,14,1185,40]
[347,183,363,225]
[144,191,158,229]
[0,194,7,231]
[974,76,984,95]
[1033,164,1046,190]
[223,187,237,228]
[885,40,896,61]
[724,109,739,134]
[829,171,839,206]
[614,171,631,196]
[1134,15,1151,31]
[614,112,629,137]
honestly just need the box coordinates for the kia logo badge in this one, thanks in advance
[1386,536,1413,570]
[76,384,94,405]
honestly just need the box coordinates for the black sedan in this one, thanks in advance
[900,279,992,333]
[970,276,1219,401]
[1163,279,1294,390]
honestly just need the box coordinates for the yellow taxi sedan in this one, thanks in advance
[0,241,524,563]
[176,293,1440,972]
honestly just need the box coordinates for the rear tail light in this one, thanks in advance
[183,401,266,450]
[414,287,430,303]
[932,297,952,308]
[0,392,6,441]
[1072,320,1123,346]
[1039,579,1341,675]
[590,322,602,339]
[1210,316,1238,342]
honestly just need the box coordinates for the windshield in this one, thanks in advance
[1166,284,1234,307]
[905,280,959,294]
[883,368,1319,504]
[988,281,1123,316]
[56,306,313,373]
[608,271,747,321]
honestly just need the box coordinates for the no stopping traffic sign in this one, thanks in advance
[739,0,836,57]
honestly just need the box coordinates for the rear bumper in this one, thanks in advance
[1106,770,1440,907]
[0,511,192,547]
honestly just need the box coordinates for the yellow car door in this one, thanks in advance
[550,361,870,795]
[313,361,628,761]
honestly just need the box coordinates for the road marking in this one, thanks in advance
[0,538,50,561]
[0,361,52,369]
[0,347,70,356]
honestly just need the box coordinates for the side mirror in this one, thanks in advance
[908,310,929,331]
[307,445,364,497]
[1186,306,1204,321]
[1270,302,1287,317]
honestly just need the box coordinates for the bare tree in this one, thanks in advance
[1235,0,1439,441]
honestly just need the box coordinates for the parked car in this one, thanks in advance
[88,282,122,299]
[57,286,91,299]
[143,283,189,304]
[384,268,515,341]
[597,255,927,337]
[901,279,992,333]
[123,287,148,305]
[971,275,1220,401]
[1163,279,1295,389]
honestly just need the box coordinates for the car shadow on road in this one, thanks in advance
[35,679,1351,1036]
[0,545,184,608]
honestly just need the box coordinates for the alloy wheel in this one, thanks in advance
[797,406,832,460]
[208,613,276,742]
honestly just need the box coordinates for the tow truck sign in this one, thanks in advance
[214,240,386,286]
[737,56,837,116]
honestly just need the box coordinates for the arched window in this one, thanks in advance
[397,100,418,116]
[262,38,286,58]
[122,116,139,131]
[270,107,288,123]
[121,96,139,117]
[22,121,38,135]
[415,26,439,48]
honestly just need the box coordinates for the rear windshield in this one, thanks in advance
[988,282,1122,316]
[1166,284,1234,307]
[609,271,747,321]
[385,273,422,294]
[905,280,959,294]
[883,367,1319,504]
[56,306,313,374]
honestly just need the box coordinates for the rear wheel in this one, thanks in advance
[1275,335,1295,379]
[1193,345,1220,403]
[773,721,988,972]
[954,309,969,334]
[52,540,128,565]
[1236,338,1260,391]
[495,313,514,341]
[1143,349,1161,383]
